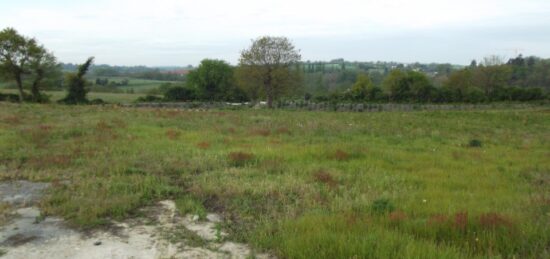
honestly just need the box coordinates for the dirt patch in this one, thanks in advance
[0,181,272,259]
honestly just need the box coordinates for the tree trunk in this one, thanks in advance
[264,71,273,108]
[15,73,24,102]
[31,80,40,102]
[31,71,44,103]
[267,92,273,109]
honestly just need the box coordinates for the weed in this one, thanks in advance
[388,210,407,223]
[371,199,395,214]
[478,212,513,230]
[275,127,291,135]
[165,129,180,140]
[251,128,271,137]
[468,139,482,147]
[330,149,351,161]
[228,152,255,167]
[196,141,211,149]
[453,211,468,231]
[312,170,338,188]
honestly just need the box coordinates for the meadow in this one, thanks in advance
[0,103,548,258]
[89,76,175,93]
[0,89,145,104]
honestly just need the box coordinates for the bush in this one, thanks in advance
[136,95,163,102]
[163,86,197,102]
[371,199,395,214]
[0,93,21,102]
[468,139,482,147]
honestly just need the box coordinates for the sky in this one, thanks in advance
[1,0,550,66]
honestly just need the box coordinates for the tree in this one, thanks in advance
[0,28,61,102]
[0,28,33,101]
[446,69,476,101]
[187,59,235,101]
[407,71,435,102]
[60,57,94,104]
[348,74,381,101]
[382,69,407,102]
[28,43,60,102]
[237,36,302,108]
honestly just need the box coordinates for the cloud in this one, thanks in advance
[1,0,549,65]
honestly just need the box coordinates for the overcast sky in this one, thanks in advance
[1,0,549,66]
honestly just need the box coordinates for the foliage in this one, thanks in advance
[187,59,235,101]
[0,28,61,102]
[238,36,302,107]
[59,57,94,104]
[163,86,197,101]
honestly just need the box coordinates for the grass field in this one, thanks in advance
[0,89,144,104]
[0,103,548,258]
[88,76,175,93]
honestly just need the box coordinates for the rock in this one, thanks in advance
[94,241,102,246]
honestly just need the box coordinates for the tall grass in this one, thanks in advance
[0,103,548,258]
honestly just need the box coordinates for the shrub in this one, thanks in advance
[163,86,197,102]
[371,199,395,214]
[468,139,482,147]
[136,95,163,102]
[0,93,20,102]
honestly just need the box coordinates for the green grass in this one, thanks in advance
[0,89,144,104]
[88,76,175,93]
[0,103,548,258]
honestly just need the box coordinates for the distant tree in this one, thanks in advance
[446,69,476,101]
[0,28,33,101]
[407,71,435,102]
[474,64,512,98]
[187,59,235,101]
[348,74,371,101]
[237,36,302,108]
[382,69,407,101]
[60,57,94,104]
[0,28,61,102]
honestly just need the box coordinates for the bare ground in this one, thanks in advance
[0,181,271,259]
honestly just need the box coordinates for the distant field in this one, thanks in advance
[0,76,175,94]
[89,76,176,93]
[0,89,144,103]
[0,104,548,258]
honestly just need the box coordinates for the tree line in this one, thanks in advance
[1,27,548,106]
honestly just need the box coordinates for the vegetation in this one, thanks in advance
[59,57,94,104]
[237,36,302,107]
[0,103,548,258]
[0,28,62,102]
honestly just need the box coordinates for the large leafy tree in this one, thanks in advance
[0,28,33,101]
[237,36,302,108]
[0,27,61,102]
[28,42,60,102]
[187,59,237,101]
[60,57,94,104]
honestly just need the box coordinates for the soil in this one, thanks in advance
[0,181,271,259]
